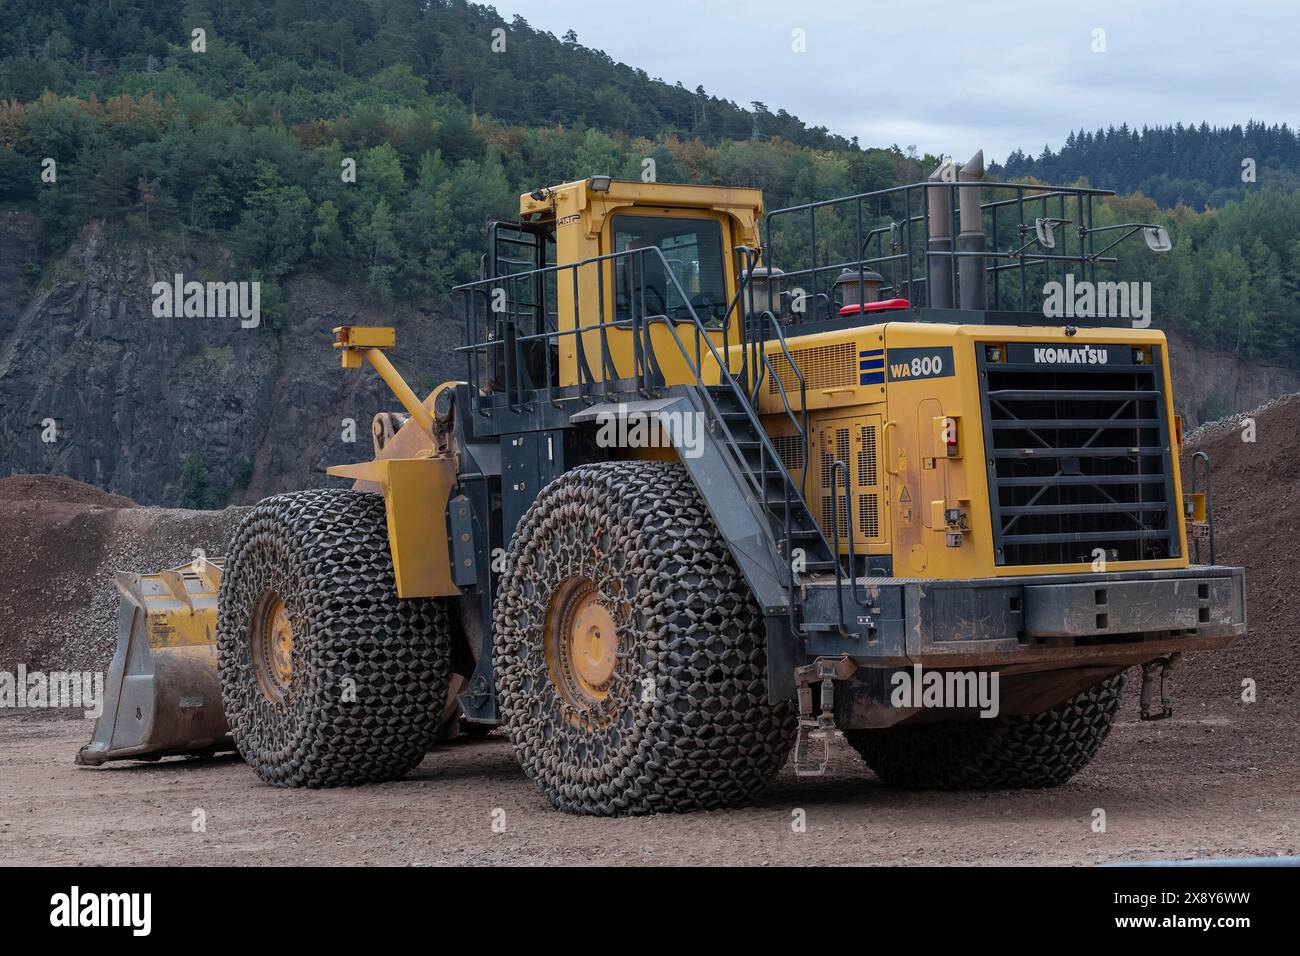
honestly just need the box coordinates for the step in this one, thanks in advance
[761,490,802,508]
[802,560,841,573]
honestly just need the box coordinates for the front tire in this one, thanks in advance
[494,461,795,815]
[217,489,452,787]
[844,675,1124,790]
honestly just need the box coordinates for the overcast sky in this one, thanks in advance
[491,0,1299,163]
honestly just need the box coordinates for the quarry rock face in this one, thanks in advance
[1163,326,1300,428]
[0,217,463,506]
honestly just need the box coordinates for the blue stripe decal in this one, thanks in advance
[860,348,884,357]
[859,371,885,385]
[860,358,884,370]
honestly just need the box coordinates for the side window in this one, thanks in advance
[612,215,727,326]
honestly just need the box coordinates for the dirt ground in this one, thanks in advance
[1,687,1295,867]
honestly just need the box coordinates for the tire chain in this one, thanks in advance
[494,461,796,815]
[217,489,452,787]
[845,674,1125,790]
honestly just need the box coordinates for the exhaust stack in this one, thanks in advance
[957,150,987,311]
[926,158,955,309]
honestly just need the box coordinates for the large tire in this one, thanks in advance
[494,461,795,815]
[844,674,1124,790]
[217,489,452,787]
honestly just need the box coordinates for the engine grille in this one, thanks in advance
[816,420,883,548]
[977,342,1180,567]
[768,342,856,394]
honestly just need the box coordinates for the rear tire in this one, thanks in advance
[844,674,1124,790]
[217,489,452,787]
[494,461,795,815]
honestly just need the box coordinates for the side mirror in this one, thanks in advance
[1143,225,1172,253]
[1034,217,1057,249]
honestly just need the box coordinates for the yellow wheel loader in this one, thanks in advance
[81,158,1246,813]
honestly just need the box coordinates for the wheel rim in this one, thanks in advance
[545,578,617,711]
[251,592,293,704]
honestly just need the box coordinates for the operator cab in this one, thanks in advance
[469,178,765,397]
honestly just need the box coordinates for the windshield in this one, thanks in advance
[612,215,728,326]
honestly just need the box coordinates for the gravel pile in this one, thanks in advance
[1183,391,1300,445]
[1174,391,1300,708]
[0,474,137,508]
[0,494,247,673]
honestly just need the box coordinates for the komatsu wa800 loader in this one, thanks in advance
[80,156,1246,815]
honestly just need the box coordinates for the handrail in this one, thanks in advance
[767,179,1114,218]
[640,253,835,585]
[752,310,811,506]
[827,461,869,623]
[1190,450,1216,565]
[455,243,763,392]
[762,178,1121,319]
[614,250,835,577]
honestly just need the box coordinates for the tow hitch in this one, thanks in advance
[1139,653,1180,721]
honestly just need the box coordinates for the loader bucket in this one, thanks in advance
[76,561,233,766]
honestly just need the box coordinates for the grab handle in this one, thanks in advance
[883,420,901,475]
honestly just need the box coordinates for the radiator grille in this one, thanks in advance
[769,342,857,394]
[978,343,1179,567]
[858,425,878,487]
[815,420,883,546]
[821,495,849,538]
[858,494,880,537]
[820,427,850,488]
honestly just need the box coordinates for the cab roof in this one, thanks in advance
[519,178,765,246]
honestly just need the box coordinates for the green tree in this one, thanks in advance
[355,198,401,297]
[573,129,622,180]
[180,451,210,510]
[310,200,347,263]
[233,161,312,277]
[360,142,405,207]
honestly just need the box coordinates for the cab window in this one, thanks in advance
[612,215,728,326]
